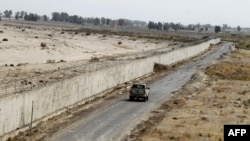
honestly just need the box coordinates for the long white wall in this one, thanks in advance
[0,38,220,139]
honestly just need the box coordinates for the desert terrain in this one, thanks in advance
[126,45,250,141]
[0,22,180,81]
[0,21,185,97]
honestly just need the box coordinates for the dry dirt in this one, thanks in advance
[126,49,250,141]
[0,21,184,98]
[0,22,179,83]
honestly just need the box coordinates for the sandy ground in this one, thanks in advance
[0,23,170,65]
[0,22,178,83]
[126,49,250,141]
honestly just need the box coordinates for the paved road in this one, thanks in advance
[51,42,232,141]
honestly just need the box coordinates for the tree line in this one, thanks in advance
[0,10,242,33]
[0,10,48,21]
[51,12,147,26]
[0,10,147,27]
[147,21,213,32]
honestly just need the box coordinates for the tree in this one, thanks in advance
[43,15,48,21]
[20,11,26,18]
[156,22,163,30]
[101,17,106,25]
[92,17,100,25]
[4,10,12,19]
[237,26,241,32]
[15,12,20,20]
[163,23,170,31]
[0,12,2,21]
[106,18,111,25]
[118,19,125,26]
[24,13,40,21]
[60,12,69,22]
[148,21,155,29]
[69,15,79,23]
[214,26,221,33]
[52,12,60,21]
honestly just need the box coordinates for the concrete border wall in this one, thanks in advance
[0,38,220,139]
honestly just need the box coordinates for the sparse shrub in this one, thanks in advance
[34,36,39,38]
[173,100,179,105]
[202,36,209,39]
[109,57,116,61]
[61,31,64,34]
[22,29,25,32]
[201,116,208,121]
[41,42,47,47]
[184,132,191,138]
[133,39,136,41]
[9,64,14,67]
[18,131,25,136]
[2,38,8,41]
[0,31,4,33]
[168,136,179,140]
[48,34,52,37]
[17,63,28,66]
[89,56,99,62]
[46,59,55,63]
[59,59,66,63]
[4,64,8,66]
[118,41,122,45]
[86,32,91,36]
[75,32,78,35]
[172,117,178,120]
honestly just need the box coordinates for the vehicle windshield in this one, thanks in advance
[132,84,145,89]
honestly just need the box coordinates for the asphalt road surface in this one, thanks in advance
[51,42,232,141]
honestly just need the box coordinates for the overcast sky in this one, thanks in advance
[0,0,249,27]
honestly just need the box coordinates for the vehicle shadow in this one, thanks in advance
[124,99,146,102]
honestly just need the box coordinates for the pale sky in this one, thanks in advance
[0,0,249,27]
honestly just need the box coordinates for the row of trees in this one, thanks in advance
[3,10,13,19]
[148,21,211,31]
[147,21,241,33]
[0,10,243,32]
[51,12,112,25]
[0,10,147,27]
[0,10,48,21]
[51,12,147,26]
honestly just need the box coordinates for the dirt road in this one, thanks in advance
[49,42,232,141]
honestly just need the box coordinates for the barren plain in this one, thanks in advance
[0,22,181,84]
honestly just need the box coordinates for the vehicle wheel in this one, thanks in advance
[143,97,147,102]
[146,96,149,101]
[130,97,133,101]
